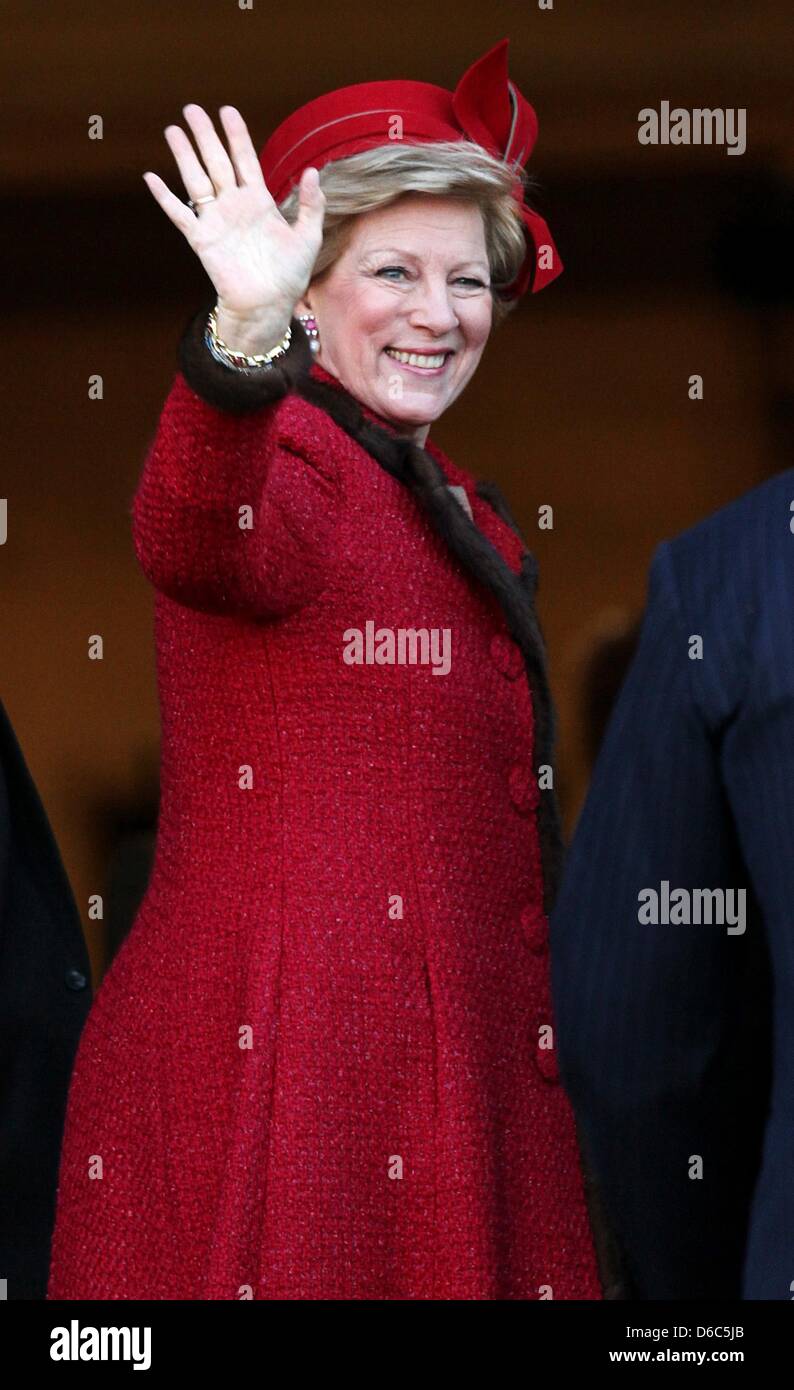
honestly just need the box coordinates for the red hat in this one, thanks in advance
[258,38,562,299]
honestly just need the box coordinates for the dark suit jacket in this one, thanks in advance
[550,469,794,1300]
[0,697,92,1298]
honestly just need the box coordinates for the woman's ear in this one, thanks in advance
[294,295,312,318]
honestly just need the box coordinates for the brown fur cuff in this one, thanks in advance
[177,303,316,416]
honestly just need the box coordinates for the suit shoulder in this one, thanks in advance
[666,469,794,579]
[656,471,794,723]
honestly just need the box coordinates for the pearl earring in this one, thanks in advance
[297,313,320,353]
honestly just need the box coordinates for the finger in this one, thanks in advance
[182,103,237,191]
[293,166,326,240]
[164,124,216,204]
[217,106,270,192]
[142,171,198,239]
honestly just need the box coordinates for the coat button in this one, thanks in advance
[535,1025,560,1082]
[489,632,524,679]
[508,762,539,814]
[64,967,88,991]
[535,1044,560,1082]
[520,903,549,952]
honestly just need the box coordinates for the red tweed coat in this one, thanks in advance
[48,312,604,1301]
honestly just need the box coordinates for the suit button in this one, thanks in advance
[520,903,549,952]
[508,762,538,813]
[489,632,524,679]
[65,967,88,991]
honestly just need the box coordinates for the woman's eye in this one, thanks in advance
[376,267,486,289]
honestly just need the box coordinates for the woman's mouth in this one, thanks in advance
[384,346,454,375]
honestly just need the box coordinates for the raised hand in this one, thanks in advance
[143,104,325,347]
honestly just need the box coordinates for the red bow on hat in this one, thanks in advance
[259,38,562,299]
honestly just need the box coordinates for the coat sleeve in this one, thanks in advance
[550,541,771,1299]
[130,308,341,619]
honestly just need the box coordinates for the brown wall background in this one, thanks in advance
[2,0,793,981]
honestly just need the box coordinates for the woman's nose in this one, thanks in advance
[408,281,460,335]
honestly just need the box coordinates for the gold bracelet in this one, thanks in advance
[206,306,292,370]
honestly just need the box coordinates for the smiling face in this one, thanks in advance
[296,194,494,447]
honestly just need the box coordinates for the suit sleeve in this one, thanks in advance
[550,541,771,1299]
[130,309,341,619]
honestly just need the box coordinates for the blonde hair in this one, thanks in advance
[277,141,534,327]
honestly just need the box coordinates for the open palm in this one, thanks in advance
[143,104,325,323]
